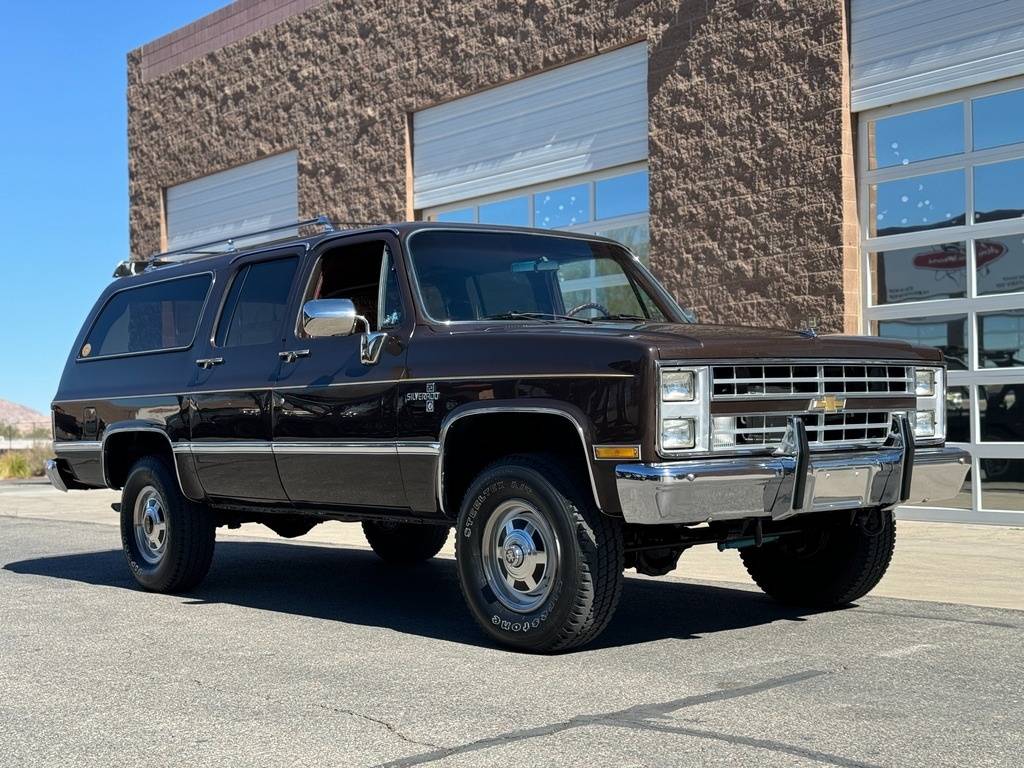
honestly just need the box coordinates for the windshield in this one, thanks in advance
[407,230,673,323]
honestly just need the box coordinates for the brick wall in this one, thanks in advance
[127,0,855,333]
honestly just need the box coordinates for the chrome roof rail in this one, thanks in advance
[113,215,337,278]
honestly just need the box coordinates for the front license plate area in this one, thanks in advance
[806,465,875,511]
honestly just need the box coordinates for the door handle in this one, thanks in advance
[279,349,311,363]
[195,357,224,369]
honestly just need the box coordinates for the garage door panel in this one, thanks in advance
[165,151,298,250]
[413,43,647,209]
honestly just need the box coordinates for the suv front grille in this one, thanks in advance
[713,410,892,450]
[711,364,913,400]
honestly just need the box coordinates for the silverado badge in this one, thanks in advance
[406,382,440,413]
[809,394,846,414]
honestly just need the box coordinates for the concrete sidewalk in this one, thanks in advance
[3,479,1022,611]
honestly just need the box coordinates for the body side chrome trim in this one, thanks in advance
[436,406,599,516]
[53,441,103,452]
[51,373,634,405]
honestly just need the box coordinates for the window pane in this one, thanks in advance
[435,208,474,223]
[870,170,965,236]
[217,258,298,347]
[946,386,971,443]
[979,310,1024,368]
[979,383,1024,441]
[869,241,966,304]
[973,88,1024,150]
[981,461,1024,509]
[595,171,648,219]
[977,234,1024,296]
[593,221,651,266]
[534,184,590,229]
[83,274,211,358]
[479,196,529,226]
[974,158,1024,223]
[873,315,967,370]
[869,102,964,169]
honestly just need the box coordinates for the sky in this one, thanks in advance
[0,1,228,415]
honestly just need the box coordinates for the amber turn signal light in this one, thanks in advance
[593,446,640,460]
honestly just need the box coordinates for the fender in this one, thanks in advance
[436,399,602,515]
[101,422,205,502]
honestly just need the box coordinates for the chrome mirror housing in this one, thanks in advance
[302,299,358,337]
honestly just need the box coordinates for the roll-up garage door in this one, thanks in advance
[412,43,648,209]
[164,151,298,250]
[851,0,1024,111]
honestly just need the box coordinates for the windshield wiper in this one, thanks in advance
[592,313,647,323]
[484,311,592,324]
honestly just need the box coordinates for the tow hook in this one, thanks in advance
[856,507,888,537]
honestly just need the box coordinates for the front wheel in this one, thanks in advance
[740,509,895,607]
[120,456,215,593]
[455,455,624,652]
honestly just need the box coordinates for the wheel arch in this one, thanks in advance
[101,423,204,501]
[436,401,605,517]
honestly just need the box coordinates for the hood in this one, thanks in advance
[446,321,944,364]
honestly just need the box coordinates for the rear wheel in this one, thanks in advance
[455,454,624,652]
[362,521,450,564]
[740,509,895,607]
[120,456,215,592]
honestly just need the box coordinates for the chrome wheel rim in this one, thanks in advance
[133,485,168,565]
[482,499,559,613]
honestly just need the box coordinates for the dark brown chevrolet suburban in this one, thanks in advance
[47,218,970,652]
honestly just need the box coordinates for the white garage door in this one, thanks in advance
[164,151,298,250]
[851,0,1024,111]
[413,43,648,209]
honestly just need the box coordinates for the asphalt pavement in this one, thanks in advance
[1,511,1022,767]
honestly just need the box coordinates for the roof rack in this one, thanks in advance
[113,215,336,278]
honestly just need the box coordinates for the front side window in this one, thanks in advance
[215,257,298,348]
[81,274,211,359]
[408,230,670,323]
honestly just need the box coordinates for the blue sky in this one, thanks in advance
[0,1,227,415]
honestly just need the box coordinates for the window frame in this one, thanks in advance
[858,75,1024,518]
[77,271,215,362]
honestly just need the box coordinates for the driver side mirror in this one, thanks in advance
[301,298,388,366]
[302,299,358,337]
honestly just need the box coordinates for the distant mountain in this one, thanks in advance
[0,399,48,431]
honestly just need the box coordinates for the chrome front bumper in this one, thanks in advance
[615,416,970,525]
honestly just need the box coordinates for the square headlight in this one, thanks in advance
[914,409,936,438]
[915,368,936,397]
[662,370,695,401]
[662,418,695,450]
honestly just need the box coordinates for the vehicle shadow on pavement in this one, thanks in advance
[4,540,829,650]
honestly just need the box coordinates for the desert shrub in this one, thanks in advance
[0,445,51,479]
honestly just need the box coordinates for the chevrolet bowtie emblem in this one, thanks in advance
[810,395,846,414]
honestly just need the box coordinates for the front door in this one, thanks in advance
[273,235,410,510]
[189,251,300,502]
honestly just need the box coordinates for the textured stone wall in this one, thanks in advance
[128,0,854,332]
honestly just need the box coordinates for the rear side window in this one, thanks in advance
[215,257,298,347]
[81,274,211,359]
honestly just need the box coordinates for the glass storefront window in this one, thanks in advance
[435,208,474,223]
[976,234,1024,296]
[869,241,966,304]
[595,171,648,219]
[978,383,1024,442]
[869,102,964,169]
[973,88,1024,151]
[979,310,1024,368]
[534,184,589,229]
[974,158,1024,223]
[946,386,971,443]
[593,221,650,265]
[873,315,968,370]
[980,461,1024,510]
[870,170,965,236]
[479,196,529,226]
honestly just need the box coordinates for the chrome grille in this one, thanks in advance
[713,411,892,450]
[711,364,913,399]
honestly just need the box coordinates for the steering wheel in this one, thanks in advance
[566,301,611,318]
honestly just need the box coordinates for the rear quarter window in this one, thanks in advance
[80,274,212,359]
